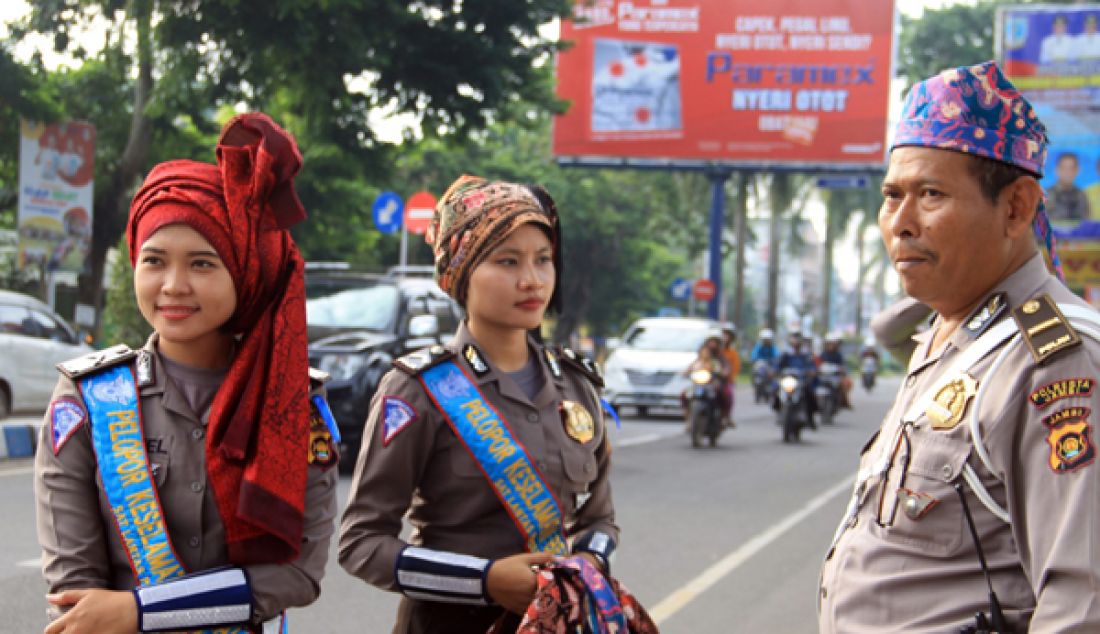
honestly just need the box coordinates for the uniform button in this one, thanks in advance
[191,428,204,441]
[191,481,204,493]
[942,464,953,478]
[583,462,594,474]
[527,413,539,423]
[188,536,200,548]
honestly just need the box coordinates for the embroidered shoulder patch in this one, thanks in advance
[1043,407,1095,473]
[50,397,87,455]
[308,400,338,469]
[382,396,418,446]
[1029,378,1094,409]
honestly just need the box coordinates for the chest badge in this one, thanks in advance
[926,373,978,430]
[561,400,595,444]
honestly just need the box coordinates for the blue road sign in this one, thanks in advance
[372,191,404,234]
[815,175,868,189]
[670,277,692,301]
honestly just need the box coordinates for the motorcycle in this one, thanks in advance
[752,360,774,403]
[688,368,723,448]
[861,356,877,392]
[776,368,811,443]
[815,362,844,425]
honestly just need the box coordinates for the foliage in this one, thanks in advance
[100,235,151,348]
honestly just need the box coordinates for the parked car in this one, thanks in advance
[0,289,93,418]
[602,317,724,418]
[305,269,463,471]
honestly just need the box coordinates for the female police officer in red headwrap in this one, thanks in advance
[339,176,627,633]
[33,113,338,634]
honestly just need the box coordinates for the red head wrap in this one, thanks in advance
[127,113,310,565]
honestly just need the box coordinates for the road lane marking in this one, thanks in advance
[648,474,855,625]
[0,465,33,477]
[617,433,663,447]
[17,557,40,568]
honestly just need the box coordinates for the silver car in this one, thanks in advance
[0,289,92,418]
[602,317,723,417]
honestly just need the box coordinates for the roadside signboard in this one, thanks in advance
[554,0,896,169]
[372,191,404,234]
[405,191,437,235]
[670,277,692,300]
[17,120,96,274]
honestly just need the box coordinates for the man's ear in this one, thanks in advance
[1001,176,1042,239]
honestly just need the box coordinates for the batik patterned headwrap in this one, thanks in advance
[128,112,310,565]
[893,60,1062,279]
[426,175,561,307]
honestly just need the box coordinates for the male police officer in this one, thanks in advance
[819,61,1100,632]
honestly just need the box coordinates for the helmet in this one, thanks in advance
[759,328,774,339]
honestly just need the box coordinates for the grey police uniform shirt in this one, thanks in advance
[34,335,338,624]
[338,322,618,592]
[819,253,1100,632]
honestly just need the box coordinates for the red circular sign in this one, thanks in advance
[693,279,716,301]
[405,191,437,235]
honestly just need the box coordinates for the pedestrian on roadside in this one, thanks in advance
[820,61,1100,632]
[33,113,339,634]
[339,175,648,634]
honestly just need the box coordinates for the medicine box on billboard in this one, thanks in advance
[553,1,896,169]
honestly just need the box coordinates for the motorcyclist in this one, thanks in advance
[818,333,852,409]
[859,338,880,392]
[682,336,729,431]
[719,327,740,428]
[751,328,778,366]
[775,332,818,428]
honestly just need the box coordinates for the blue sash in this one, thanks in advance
[419,360,569,555]
[80,364,261,634]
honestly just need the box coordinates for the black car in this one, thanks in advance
[305,268,462,472]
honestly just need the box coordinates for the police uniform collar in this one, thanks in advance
[143,334,209,424]
[449,321,559,409]
[946,253,1053,352]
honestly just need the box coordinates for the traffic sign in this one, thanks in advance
[815,175,869,189]
[372,191,403,234]
[405,191,437,235]
[693,278,716,301]
[669,277,692,301]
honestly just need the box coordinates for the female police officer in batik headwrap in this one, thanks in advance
[34,113,338,634]
[339,175,619,634]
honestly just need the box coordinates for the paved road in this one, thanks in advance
[0,378,898,633]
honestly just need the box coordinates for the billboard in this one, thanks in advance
[998,5,1100,224]
[553,0,897,168]
[17,120,96,274]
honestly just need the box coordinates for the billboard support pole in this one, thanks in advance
[707,170,731,320]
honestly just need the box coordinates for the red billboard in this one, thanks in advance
[553,1,896,168]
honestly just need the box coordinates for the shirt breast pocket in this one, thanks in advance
[560,447,598,492]
[874,428,970,556]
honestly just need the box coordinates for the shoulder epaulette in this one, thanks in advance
[56,344,136,380]
[556,346,604,389]
[1011,293,1082,365]
[309,367,331,389]
[394,344,454,376]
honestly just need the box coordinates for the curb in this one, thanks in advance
[1,418,42,460]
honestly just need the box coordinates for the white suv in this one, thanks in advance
[602,317,723,418]
[0,290,92,418]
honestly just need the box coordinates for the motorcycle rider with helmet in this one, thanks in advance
[775,332,818,429]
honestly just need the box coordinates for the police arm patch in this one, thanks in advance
[1043,407,1096,473]
[382,396,418,446]
[1029,377,1094,409]
[50,397,87,455]
[308,400,338,469]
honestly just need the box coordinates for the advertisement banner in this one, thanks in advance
[553,0,896,168]
[18,120,96,274]
[998,5,1100,224]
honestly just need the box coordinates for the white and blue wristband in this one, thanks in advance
[573,530,616,574]
[395,546,492,606]
[132,566,253,632]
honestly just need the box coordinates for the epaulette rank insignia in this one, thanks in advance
[557,347,604,389]
[394,345,454,376]
[1011,294,1081,365]
[309,367,332,390]
[57,344,137,380]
